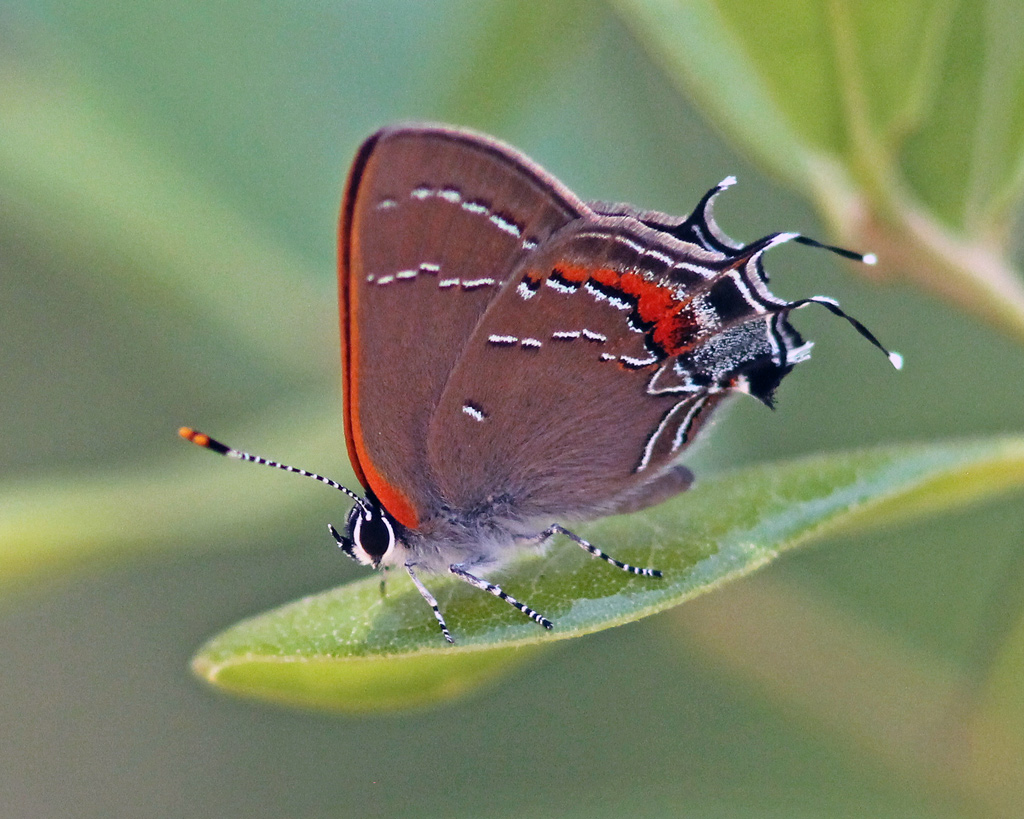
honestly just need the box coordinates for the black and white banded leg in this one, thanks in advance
[450,565,553,630]
[405,563,453,644]
[537,524,663,577]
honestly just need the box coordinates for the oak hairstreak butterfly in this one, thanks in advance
[181,124,900,643]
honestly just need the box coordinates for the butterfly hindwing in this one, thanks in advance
[426,207,812,524]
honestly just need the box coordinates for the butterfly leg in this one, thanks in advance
[449,565,553,630]
[405,563,454,644]
[538,524,663,578]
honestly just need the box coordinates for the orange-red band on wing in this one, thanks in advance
[554,263,699,355]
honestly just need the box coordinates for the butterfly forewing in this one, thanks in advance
[340,125,588,526]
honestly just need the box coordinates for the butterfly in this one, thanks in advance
[182,124,899,642]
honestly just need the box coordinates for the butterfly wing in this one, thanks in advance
[426,192,808,524]
[339,125,587,527]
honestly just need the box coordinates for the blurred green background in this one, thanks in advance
[3,1,1024,817]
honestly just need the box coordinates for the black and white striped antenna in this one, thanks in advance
[178,427,370,515]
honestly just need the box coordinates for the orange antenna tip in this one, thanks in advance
[178,426,225,453]
[179,426,207,445]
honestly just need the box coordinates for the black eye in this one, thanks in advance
[351,504,394,562]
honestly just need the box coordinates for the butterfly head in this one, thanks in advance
[339,493,399,569]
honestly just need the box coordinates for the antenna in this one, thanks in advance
[178,427,370,514]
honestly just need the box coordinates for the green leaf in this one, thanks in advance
[193,437,1024,712]
[611,0,1024,343]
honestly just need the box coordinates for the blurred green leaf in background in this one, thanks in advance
[614,0,1024,342]
[2,1,1024,817]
